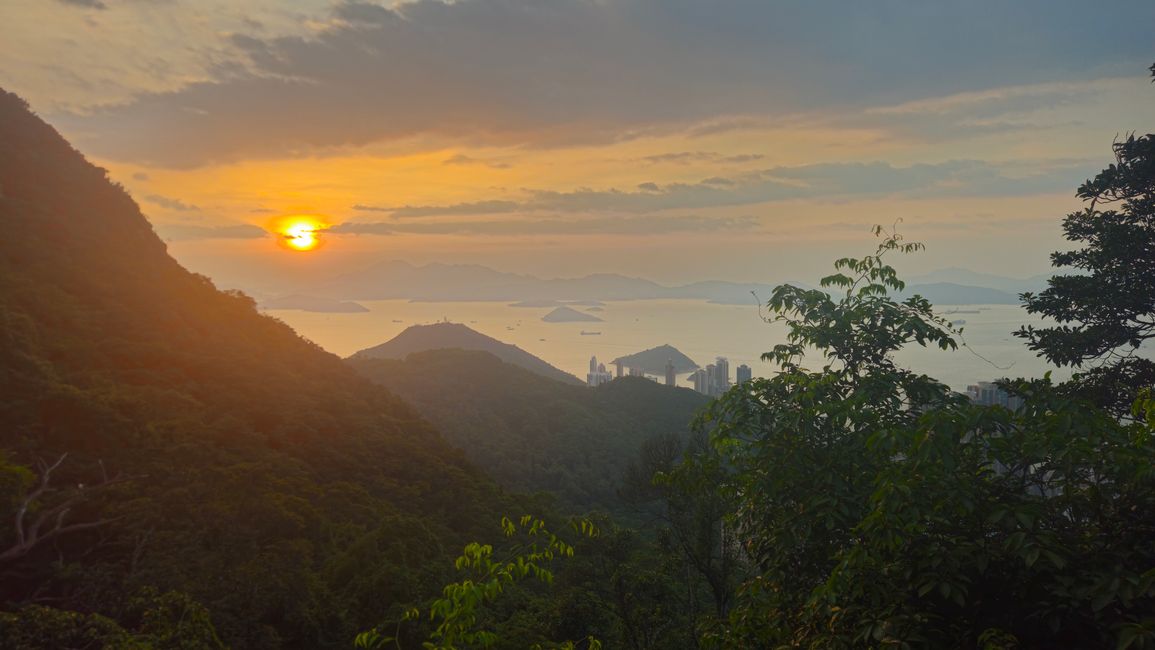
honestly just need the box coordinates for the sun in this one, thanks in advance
[273,217,327,252]
[284,222,319,251]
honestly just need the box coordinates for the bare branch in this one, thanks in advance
[2,454,128,564]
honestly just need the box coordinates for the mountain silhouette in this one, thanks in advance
[349,322,584,385]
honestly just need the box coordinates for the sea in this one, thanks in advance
[267,299,1076,393]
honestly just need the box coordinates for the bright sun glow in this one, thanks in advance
[274,217,327,252]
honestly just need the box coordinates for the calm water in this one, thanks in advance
[268,299,1076,392]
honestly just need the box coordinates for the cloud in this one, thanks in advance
[841,79,1122,143]
[131,171,150,181]
[58,0,1155,167]
[638,151,765,165]
[153,223,268,241]
[443,153,511,169]
[349,158,1092,218]
[144,193,200,212]
[57,0,106,9]
[330,214,760,237]
[355,200,521,218]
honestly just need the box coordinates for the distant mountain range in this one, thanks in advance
[311,260,779,304]
[898,283,1019,305]
[299,260,1050,307]
[258,293,368,312]
[906,267,1051,294]
[348,322,584,385]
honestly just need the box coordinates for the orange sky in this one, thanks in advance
[2,0,1151,293]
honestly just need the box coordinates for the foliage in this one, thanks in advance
[350,349,707,517]
[1016,77,1155,413]
[633,430,743,625]
[356,516,602,650]
[0,588,225,649]
[673,228,1155,648]
[0,605,139,650]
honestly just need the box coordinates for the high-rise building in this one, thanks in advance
[614,360,624,378]
[587,356,613,387]
[966,381,1024,411]
[691,368,709,394]
[713,357,730,395]
[629,367,644,377]
[664,359,676,387]
[736,364,752,384]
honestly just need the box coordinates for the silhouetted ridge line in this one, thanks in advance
[349,322,584,385]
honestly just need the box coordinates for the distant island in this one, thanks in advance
[612,344,699,375]
[542,306,603,323]
[347,322,583,385]
[259,294,369,313]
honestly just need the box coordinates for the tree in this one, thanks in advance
[0,453,124,563]
[356,516,601,650]
[674,228,1155,648]
[1016,66,1155,412]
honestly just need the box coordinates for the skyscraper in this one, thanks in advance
[664,359,676,387]
[587,356,613,387]
[736,364,752,384]
[966,381,1024,411]
[713,357,730,395]
[691,368,709,394]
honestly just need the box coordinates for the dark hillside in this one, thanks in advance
[0,89,509,648]
[349,348,708,516]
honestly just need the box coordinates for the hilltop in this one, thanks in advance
[349,321,584,385]
[612,344,700,375]
[542,306,603,322]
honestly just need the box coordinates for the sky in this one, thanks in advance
[2,0,1152,293]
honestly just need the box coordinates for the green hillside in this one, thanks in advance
[0,90,512,648]
[348,348,709,515]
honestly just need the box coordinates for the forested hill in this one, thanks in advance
[349,348,709,515]
[0,90,511,647]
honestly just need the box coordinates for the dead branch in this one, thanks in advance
[1,454,127,563]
